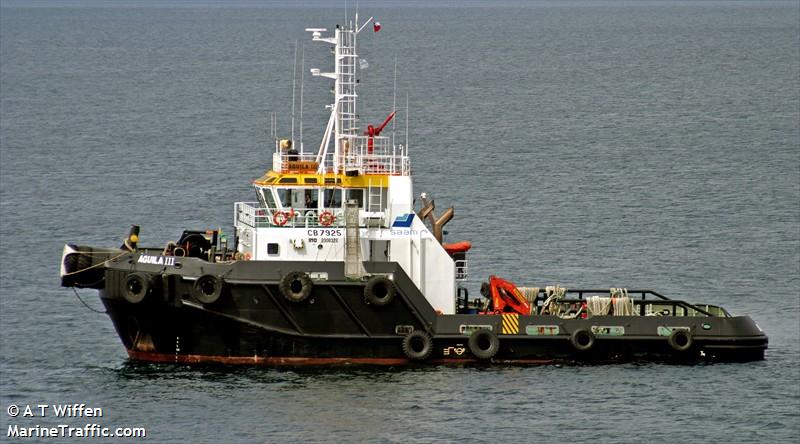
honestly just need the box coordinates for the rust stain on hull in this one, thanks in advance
[126,350,559,366]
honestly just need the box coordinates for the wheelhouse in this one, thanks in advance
[246,172,389,228]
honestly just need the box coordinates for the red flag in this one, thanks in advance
[373,21,381,32]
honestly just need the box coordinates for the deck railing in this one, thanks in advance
[235,202,346,229]
[525,289,726,318]
[455,259,468,281]
[273,135,410,176]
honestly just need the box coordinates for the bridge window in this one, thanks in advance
[323,188,342,208]
[345,189,364,207]
[255,187,267,208]
[276,188,298,208]
[256,187,278,210]
[303,189,319,210]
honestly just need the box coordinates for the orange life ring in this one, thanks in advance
[273,211,289,226]
[244,252,252,261]
[318,211,335,227]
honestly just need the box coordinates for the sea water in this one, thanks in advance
[1,1,798,442]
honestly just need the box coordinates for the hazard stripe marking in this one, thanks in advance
[501,313,519,335]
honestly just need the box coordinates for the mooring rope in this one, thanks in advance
[71,287,107,314]
[587,296,612,316]
[610,287,636,315]
[542,285,565,315]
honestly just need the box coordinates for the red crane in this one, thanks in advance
[365,111,395,153]
[482,275,532,316]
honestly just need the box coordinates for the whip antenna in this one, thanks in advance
[300,43,305,152]
[405,92,409,155]
[392,55,397,148]
[291,40,298,144]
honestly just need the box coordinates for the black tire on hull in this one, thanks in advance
[62,245,103,288]
[570,329,595,352]
[279,271,313,303]
[363,276,396,306]
[63,245,93,275]
[192,274,223,304]
[468,329,499,360]
[124,272,150,304]
[402,330,433,361]
[668,329,693,352]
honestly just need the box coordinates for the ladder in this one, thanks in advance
[366,178,384,227]
[337,28,358,139]
[344,200,366,279]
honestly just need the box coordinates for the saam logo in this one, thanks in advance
[391,213,415,228]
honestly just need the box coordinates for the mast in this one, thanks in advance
[307,14,374,174]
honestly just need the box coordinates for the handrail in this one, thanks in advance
[525,288,717,317]
[455,259,468,281]
[272,135,410,176]
[235,201,346,229]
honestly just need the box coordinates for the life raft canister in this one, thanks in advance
[402,330,433,361]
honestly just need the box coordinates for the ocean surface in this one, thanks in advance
[1,1,798,443]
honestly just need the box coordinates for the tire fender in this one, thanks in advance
[570,328,596,352]
[123,272,151,304]
[468,329,500,360]
[363,276,396,306]
[402,330,433,361]
[279,271,313,303]
[192,274,224,304]
[668,329,693,352]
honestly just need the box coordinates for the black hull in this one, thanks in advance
[75,250,768,366]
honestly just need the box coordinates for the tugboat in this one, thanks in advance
[60,15,767,365]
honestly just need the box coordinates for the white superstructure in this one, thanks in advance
[233,16,465,314]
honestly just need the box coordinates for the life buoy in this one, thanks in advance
[402,330,433,361]
[468,329,499,360]
[570,328,595,352]
[123,272,150,304]
[363,276,396,306]
[668,329,693,352]
[318,211,335,227]
[192,274,223,304]
[279,271,313,303]
[273,211,289,226]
